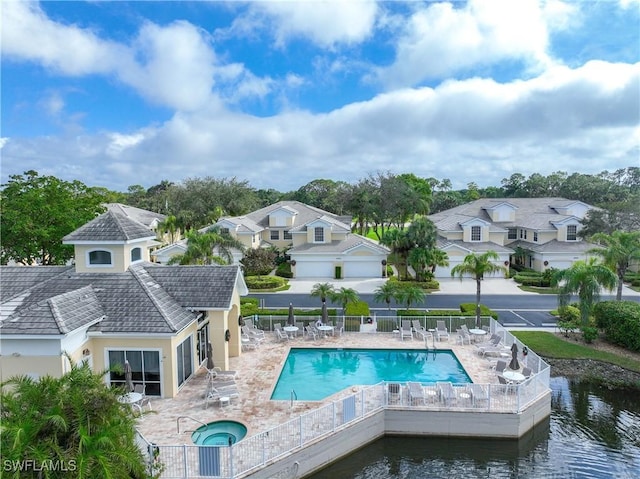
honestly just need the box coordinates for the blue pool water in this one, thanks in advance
[191,420,248,446]
[271,348,471,400]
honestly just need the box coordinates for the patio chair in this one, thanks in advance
[437,381,457,406]
[305,325,318,340]
[275,327,289,342]
[400,320,414,341]
[242,325,264,343]
[205,385,239,409]
[522,367,532,378]
[476,334,501,349]
[411,320,432,341]
[493,359,507,374]
[387,382,402,405]
[469,383,488,407]
[408,382,425,405]
[497,374,515,394]
[245,319,266,339]
[295,321,305,337]
[334,321,344,336]
[133,384,152,412]
[435,321,450,342]
[456,328,472,345]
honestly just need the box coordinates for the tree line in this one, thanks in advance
[1,167,638,266]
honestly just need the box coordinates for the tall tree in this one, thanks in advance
[329,287,360,313]
[310,282,335,304]
[0,171,107,265]
[1,360,148,479]
[451,251,508,327]
[373,281,398,310]
[588,231,640,301]
[168,226,245,265]
[551,258,618,325]
[380,229,412,280]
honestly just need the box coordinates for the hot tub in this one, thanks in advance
[191,420,248,446]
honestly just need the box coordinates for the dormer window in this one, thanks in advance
[220,227,230,235]
[567,225,577,241]
[471,226,481,242]
[314,227,324,243]
[131,247,142,263]
[88,250,112,266]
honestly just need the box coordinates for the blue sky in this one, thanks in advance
[1,0,639,193]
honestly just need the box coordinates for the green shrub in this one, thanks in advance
[581,326,598,343]
[345,300,370,316]
[275,262,293,278]
[244,275,287,290]
[460,303,492,315]
[513,274,550,287]
[559,305,581,323]
[240,297,259,316]
[256,308,338,316]
[593,301,640,351]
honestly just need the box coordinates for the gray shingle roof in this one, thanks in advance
[104,203,166,229]
[63,210,156,242]
[429,197,593,231]
[508,239,596,254]
[0,263,244,336]
[437,238,514,254]
[290,235,389,254]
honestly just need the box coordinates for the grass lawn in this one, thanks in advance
[512,331,640,373]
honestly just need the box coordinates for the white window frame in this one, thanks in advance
[567,225,577,241]
[87,249,113,267]
[507,228,517,240]
[314,227,324,243]
[471,225,481,242]
[533,231,538,242]
[130,247,142,263]
[270,230,280,241]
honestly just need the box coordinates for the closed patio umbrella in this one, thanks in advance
[206,342,215,371]
[288,303,295,326]
[509,343,520,370]
[321,302,328,325]
[124,360,134,392]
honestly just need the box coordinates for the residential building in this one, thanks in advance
[0,208,247,397]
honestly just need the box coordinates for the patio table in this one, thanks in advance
[283,326,299,339]
[317,325,334,337]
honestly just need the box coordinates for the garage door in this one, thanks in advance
[294,260,334,278]
[344,261,382,278]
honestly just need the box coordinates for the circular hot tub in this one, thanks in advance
[191,420,247,446]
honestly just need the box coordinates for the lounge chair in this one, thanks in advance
[408,382,425,405]
[469,383,488,407]
[387,382,402,405]
[209,367,238,380]
[304,325,318,340]
[456,328,472,345]
[411,320,432,341]
[435,321,450,342]
[400,320,414,341]
[244,319,265,339]
[476,333,501,349]
[205,385,239,409]
[274,323,289,342]
[437,381,456,405]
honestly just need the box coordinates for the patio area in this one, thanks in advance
[136,330,506,446]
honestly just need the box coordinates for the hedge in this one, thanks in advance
[275,262,293,278]
[460,303,497,318]
[593,301,640,352]
[345,300,371,316]
[513,274,551,287]
[244,275,287,290]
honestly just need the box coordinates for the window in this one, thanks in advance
[88,250,112,265]
[283,230,292,240]
[471,226,481,242]
[176,337,193,388]
[508,228,517,240]
[524,230,528,240]
[519,229,524,239]
[270,230,280,240]
[567,225,577,241]
[220,227,229,235]
[533,232,538,242]
[108,350,161,396]
[130,247,142,262]
[314,227,324,243]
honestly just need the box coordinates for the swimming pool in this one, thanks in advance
[271,348,471,400]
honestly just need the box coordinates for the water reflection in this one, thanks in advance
[307,377,640,479]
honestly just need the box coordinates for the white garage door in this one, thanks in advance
[294,260,334,278]
[344,261,382,278]
[433,262,462,278]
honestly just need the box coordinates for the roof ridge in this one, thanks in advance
[129,264,179,332]
[2,266,74,304]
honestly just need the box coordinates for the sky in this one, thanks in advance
[1,0,639,194]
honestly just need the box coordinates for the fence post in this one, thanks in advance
[229,443,234,478]
[183,444,188,477]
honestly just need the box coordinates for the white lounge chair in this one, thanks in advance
[436,321,450,342]
[400,320,414,341]
[437,381,456,405]
[408,382,425,405]
[411,320,432,341]
[305,325,318,340]
[387,383,402,405]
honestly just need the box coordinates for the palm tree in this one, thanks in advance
[551,258,618,326]
[394,285,426,310]
[373,281,398,310]
[1,360,148,479]
[427,249,449,275]
[158,214,179,244]
[310,282,335,304]
[330,287,360,314]
[380,229,413,280]
[589,230,640,301]
[451,251,507,327]
[168,226,245,265]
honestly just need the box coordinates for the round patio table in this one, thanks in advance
[503,371,525,383]
[283,326,299,339]
[317,325,334,337]
[469,328,487,342]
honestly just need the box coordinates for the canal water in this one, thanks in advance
[307,377,640,478]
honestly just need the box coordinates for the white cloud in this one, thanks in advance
[377,0,575,87]
[1,2,267,111]
[2,60,636,191]
[247,0,379,47]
